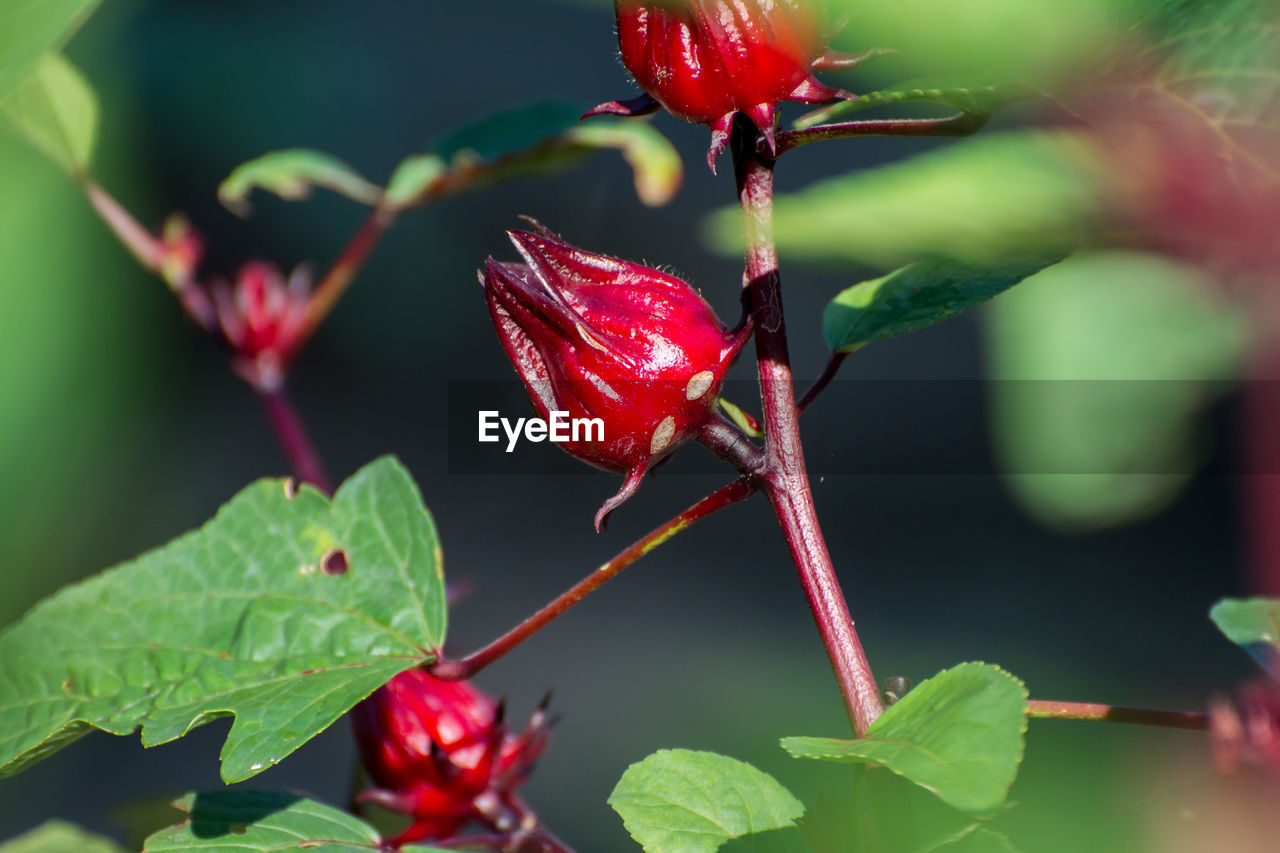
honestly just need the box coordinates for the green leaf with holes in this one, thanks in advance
[142,792,447,852]
[0,821,125,853]
[0,0,100,101]
[783,663,1028,816]
[0,456,445,783]
[609,749,805,853]
[1,53,97,173]
[217,149,382,216]
[823,254,1061,352]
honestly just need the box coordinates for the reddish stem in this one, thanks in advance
[1027,699,1208,730]
[798,351,850,413]
[304,203,398,342]
[431,476,756,681]
[259,387,334,493]
[1241,343,1280,595]
[734,127,883,736]
[776,113,989,155]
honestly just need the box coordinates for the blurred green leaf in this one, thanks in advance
[0,53,97,173]
[783,663,1029,816]
[0,821,124,853]
[986,251,1247,530]
[794,80,1035,130]
[1210,598,1280,678]
[0,456,445,783]
[610,749,805,853]
[142,792,446,852]
[380,101,683,210]
[823,255,1062,352]
[706,132,1099,269]
[218,149,382,216]
[0,0,100,101]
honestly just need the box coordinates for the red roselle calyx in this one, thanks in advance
[213,261,312,392]
[352,670,553,848]
[482,226,749,530]
[588,0,855,168]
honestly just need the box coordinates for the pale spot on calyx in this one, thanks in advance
[650,416,677,455]
[685,370,714,400]
[576,322,609,353]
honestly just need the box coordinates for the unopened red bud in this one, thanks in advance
[482,226,747,529]
[160,214,204,291]
[589,0,853,168]
[351,670,551,847]
[212,261,311,391]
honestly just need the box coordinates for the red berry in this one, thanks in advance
[482,226,747,529]
[590,0,852,168]
[351,670,552,847]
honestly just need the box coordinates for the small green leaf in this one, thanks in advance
[0,456,446,783]
[560,121,683,207]
[705,132,1099,269]
[609,749,805,853]
[384,154,446,208]
[987,251,1248,530]
[794,80,1034,130]
[1,53,97,173]
[217,149,382,216]
[142,792,447,852]
[1210,598,1280,678]
[822,254,1061,352]
[0,821,125,853]
[0,0,100,101]
[782,663,1028,816]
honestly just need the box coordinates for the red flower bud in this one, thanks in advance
[1210,680,1280,777]
[588,0,853,168]
[212,261,311,391]
[352,670,552,848]
[482,226,748,529]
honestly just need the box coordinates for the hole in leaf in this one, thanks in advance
[321,549,349,576]
[229,824,247,836]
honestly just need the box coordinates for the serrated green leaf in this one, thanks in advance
[1209,598,1280,678]
[217,149,382,216]
[142,792,446,852]
[794,81,1035,130]
[609,749,805,853]
[705,132,1099,269]
[0,0,100,102]
[0,821,125,853]
[0,456,446,783]
[1,53,97,173]
[783,663,1028,816]
[986,251,1247,530]
[823,255,1061,352]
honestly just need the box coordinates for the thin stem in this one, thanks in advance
[776,113,988,156]
[695,417,766,473]
[733,125,883,736]
[798,350,850,414]
[82,178,164,271]
[1027,699,1209,730]
[259,387,334,493]
[304,202,398,341]
[431,476,757,681]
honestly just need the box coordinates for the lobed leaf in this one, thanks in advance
[609,749,804,853]
[0,456,446,783]
[217,149,382,216]
[0,0,100,101]
[782,663,1028,816]
[0,52,97,173]
[822,254,1061,352]
[1210,598,1280,678]
[142,792,447,852]
[0,821,125,853]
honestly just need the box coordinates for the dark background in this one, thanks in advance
[0,2,1258,850]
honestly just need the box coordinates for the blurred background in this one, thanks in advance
[0,0,1273,850]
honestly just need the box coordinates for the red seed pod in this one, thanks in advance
[212,261,311,391]
[588,0,853,168]
[351,670,553,847]
[482,226,748,529]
